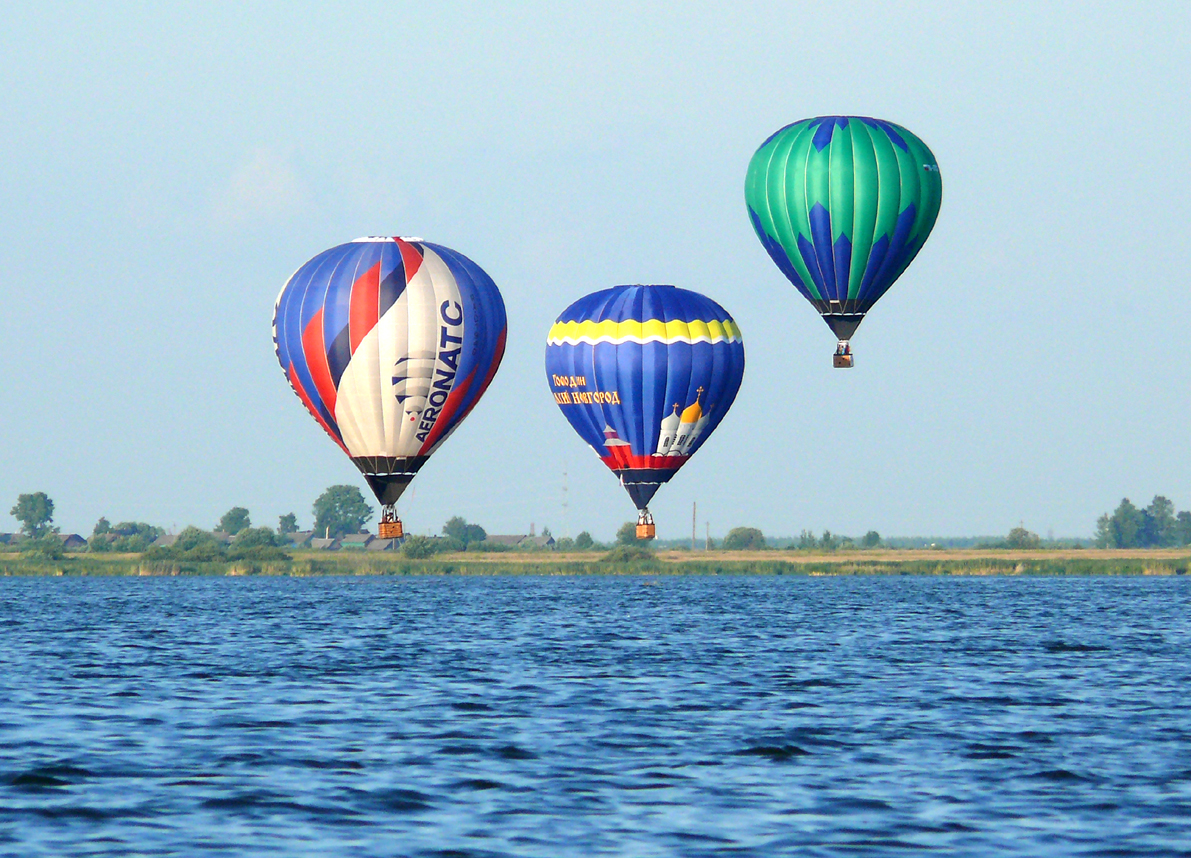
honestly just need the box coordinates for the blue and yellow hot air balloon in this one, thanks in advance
[545,285,745,538]
[273,236,507,537]
[746,116,942,367]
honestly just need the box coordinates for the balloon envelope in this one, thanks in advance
[545,285,745,511]
[273,236,507,505]
[745,115,942,341]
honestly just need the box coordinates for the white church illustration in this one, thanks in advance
[654,387,711,457]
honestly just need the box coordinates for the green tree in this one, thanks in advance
[1006,526,1041,549]
[218,507,251,535]
[11,492,55,538]
[797,529,817,550]
[278,513,298,535]
[616,521,638,545]
[89,516,114,552]
[1176,511,1191,546]
[312,485,373,538]
[1141,496,1177,547]
[820,529,837,551]
[861,530,881,548]
[442,516,487,547]
[574,531,594,550]
[554,536,575,551]
[722,527,766,550]
[1096,498,1143,548]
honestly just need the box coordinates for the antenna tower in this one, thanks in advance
[562,468,570,538]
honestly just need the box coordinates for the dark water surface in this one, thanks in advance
[1,575,1190,856]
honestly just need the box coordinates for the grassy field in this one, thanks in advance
[1,548,1189,577]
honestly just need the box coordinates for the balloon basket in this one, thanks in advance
[379,520,404,539]
[636,523,656,540]
[833,353,854,368]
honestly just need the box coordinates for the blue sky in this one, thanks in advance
[2,2,1189,540]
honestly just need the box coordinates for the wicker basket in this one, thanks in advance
[635,523,656,540]
[378,520,404,539]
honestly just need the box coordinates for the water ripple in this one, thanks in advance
[1,574,1190,855]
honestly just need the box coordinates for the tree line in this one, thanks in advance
[12,489,1191,557]
[1095,496,1191,548]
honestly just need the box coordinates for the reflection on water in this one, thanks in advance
[1,575,1190,856]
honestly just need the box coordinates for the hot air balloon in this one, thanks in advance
[545,285,745,539]
[273,236,507,538]
[745,116,941,367]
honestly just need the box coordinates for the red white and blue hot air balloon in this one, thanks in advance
[273,236,506,536]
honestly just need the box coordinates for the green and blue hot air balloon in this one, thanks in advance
[745,116,942,366]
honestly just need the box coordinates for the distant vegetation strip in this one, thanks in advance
[2,550,1188,578]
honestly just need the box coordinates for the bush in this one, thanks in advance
[228,527,289,561]
[402,535,436,559]
[600,545,657,564]
[574,531,594,550]
[21,535,64,561]
[91,522,164,553]
[143,526,226,562]
[469,540,511,553]
[722,527,766,550]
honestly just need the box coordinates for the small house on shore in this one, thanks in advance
[285,530,314,548]
[366,538,401,551]
[340,533,374,550]
[56,534,88,550]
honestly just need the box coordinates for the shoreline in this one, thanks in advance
[1,549,1188,577]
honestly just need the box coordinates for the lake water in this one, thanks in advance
[1,574,1189,856]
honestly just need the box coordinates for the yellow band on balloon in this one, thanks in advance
[546,318,742,346]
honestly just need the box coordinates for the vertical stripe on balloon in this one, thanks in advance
[301,309,338,414]
[349,261,381,354]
